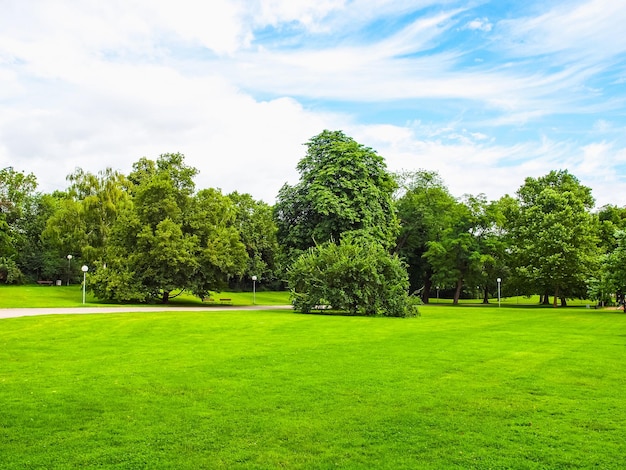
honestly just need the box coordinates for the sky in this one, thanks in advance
[1,0,625,207]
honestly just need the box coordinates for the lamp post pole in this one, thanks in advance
[252,276,257,305]
[497,278,502,308]
[67,254,73,286]
[81,265,88,304]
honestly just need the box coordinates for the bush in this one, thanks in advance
[0,257,24,284]
[288,238,417,317]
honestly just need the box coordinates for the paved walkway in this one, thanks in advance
[0,305,293,320]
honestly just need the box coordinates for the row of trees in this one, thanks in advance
[2,130,626,312]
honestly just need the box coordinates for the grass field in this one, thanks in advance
[1,302,625,468]
[0,285,290,308]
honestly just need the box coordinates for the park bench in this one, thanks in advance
[36,280,54,286]
[219,298,232,305]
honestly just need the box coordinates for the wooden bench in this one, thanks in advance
[37,280,54,286]
[219,298,232,305]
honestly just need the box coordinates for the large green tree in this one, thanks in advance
[395,170,457,303]
[422,196,482,305]
[0,167,41,282]
[90,154,247,303]
[506,170,599,306]
[275,130,399,261]
[462,194,509,304]
[228,191,280,288]
[43,168,131,270]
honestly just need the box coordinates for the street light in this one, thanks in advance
[81,265,88,304]
[436,286,440,303]
[252,275,257,305]
[67,254,73,286]
[497,277,502,308]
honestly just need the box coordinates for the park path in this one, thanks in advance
[0,305,293,320]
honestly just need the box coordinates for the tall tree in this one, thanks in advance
[462,194,509,304]
[228,192,280,287]
[395,170,457,303]
[275,130,399,261]
[0,167,39,281]
[90,154,247,303]
[43,168,130,267]
[507,170,599,306]
[602,230,626,310]
[423,197,480,305]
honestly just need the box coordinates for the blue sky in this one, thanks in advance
[1,0,625,206]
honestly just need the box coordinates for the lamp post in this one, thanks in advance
[436,286,440,303]
[252,275,257,305]
[81,265,88,304]
[67,254,73,286]
[497,277,502,308]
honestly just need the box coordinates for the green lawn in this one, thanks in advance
[1,305,625,468]
[0,285,290,308]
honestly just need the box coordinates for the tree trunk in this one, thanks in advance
[453,277,463,305]
[482,286,489,304]
[161,291,170,303]
[542,292,550,305]
[422,277,432,304]
[560,297,567,307]
[553,287,559,308]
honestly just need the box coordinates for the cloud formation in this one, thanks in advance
[1,0,625,207]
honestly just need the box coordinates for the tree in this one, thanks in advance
[275,130,399,261]
[90,154,247,303]
[186,188,248,298]
[288,237,418,317]
[422,197,482,305]
[462,194,509,304]
[395,170,457,303]
[228,192,280,288]
[15,193,63,282]
[596,204,626,253]
[43,168,131,269]
[0,167,39,281]
[602,230,626,310]
[506,170,599,306]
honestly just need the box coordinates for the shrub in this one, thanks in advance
[0,257,24,284]
[288,238,417,317]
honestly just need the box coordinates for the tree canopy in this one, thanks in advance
[506,170,599,306]
[275,130,399,261]
[4,130,626,311]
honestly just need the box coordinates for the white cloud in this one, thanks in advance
[496,0,626,62]
[0,0,625,211]
[465,17,492,32]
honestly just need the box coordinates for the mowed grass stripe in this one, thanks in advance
[1,307,625,469]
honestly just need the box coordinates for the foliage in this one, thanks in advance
[90,154,247,303]
[600,230,626,308]
[0,257,23,284]
[423,197,480,304]
[42,168,131,286]
[596,204,626,253]
[506,170,599,306]
[275,130,399,262]
[288,237,416,317]
[228,191,280,287]
[395,170,457,302]
[0,167,39,278]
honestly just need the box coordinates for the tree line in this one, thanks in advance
[1,130,625,313]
